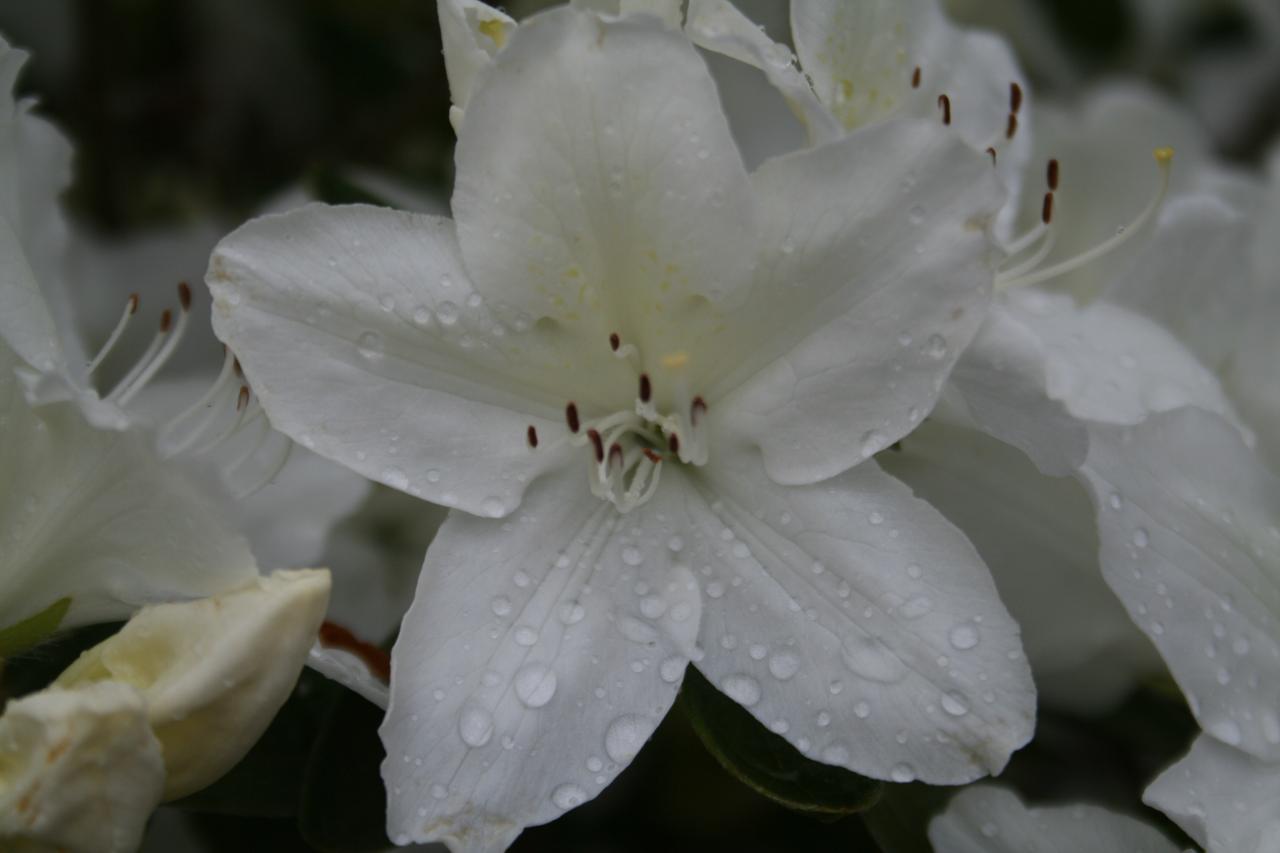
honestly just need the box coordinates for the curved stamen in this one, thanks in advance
[232,436,293,498]
[87,293,139,375]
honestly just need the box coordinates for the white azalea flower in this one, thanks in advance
[929,785,1186,853]
[0,570,330,851]
[207,5,1035,847]
[1146,733,1280,853]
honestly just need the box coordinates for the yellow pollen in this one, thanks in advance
[661,351,689,370]
[478,18,508,49]
[1153,146,1174,164]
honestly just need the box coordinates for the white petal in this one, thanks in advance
[944,302,1088,476]
[0,682,164,853]
[881,419,1160,714]
[929,785,1184,853]
[1002,288,1240,429]
[209,203,596,518]
[437,0,515,128]
[0,342,258,632]
[572,0,684,28]
[1145,734,1280,853]
[381,466,701,849]
[711,119,1003,485]
[0,201,62,376]
[687,454,1034,783]
[451,7,758,352]
[684,0,842,146]
[56,569,331,799]
[308,644,390,709]
[1080,408,1280,760]
[790,0,1031,236]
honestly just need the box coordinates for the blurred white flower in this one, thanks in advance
[207,4,1035,847]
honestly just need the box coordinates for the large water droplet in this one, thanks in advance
[720,674,762,706]
[458,705,494,747]
[382,467,409,490]
[948,623,980,650]
[357,330,384,361]
[490,596,512,616]
[604,714,655,763]
[551,783,587,810]
[940,691,969,717]
[890,763,915,783]
[768,652,800,681]
[514,662,558,708]
[514,625,540,647]
[659,656,686,683]
[437,301,459,326]
[841,636,907,683]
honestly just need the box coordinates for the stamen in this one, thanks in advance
[87,293,140,375]
[999,147,1174,291]
[105,315,167,400]
[1010,82,1023,115]
[608,442,624,469]
[691,396,707,426]
[937,94,951,126]
[642,448,664,464]
[609,332,620,352]
[178,281,192,311]
[1047,158,1060,191]
[668,433,680,454]
[233,437,293,498]
[638,373,652,404]
[114,286,192,406]
[911,66,921,89]
[527,425,539,448]
[566,402,580,433]
[1005,113,1018,140]
[160,349,237,453]
[587,429,604,463]
[986,146,997,166]
[1041,191,1054,225]
[237,385,250,411]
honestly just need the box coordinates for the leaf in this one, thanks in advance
[861,783,952,853]
[299,686,391,852]
[0,597,72,659]
[679,667,882,817]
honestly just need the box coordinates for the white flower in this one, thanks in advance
[207,5,1034,847]
[0,569,331,852]
[929,785,1185,853]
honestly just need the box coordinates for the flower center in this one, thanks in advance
[527,333,710,513]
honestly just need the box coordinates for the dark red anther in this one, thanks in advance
[638,373,652,403]
[318,621,391,684]
[608,442,624,468]
[526,425,538,448]
[986,146,997,165]
[236,385,250,411]
[642,448,664,464]
[911,66,921,89]
[587,429,604,463]
[566,402,580,433]
[937,94,951,126]
[1010,81,1023,115]
[691,396,707,426]
[127,293,140,315]
[1005,113,1018,140]
[609,332,620,352]
[178,281,192,310]
[1047,158,1060,191]
[159,309,173,333]
[1041,192,1054,225]
[667,433,680,454]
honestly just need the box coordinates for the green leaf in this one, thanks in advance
[299,687,391,852]
[679,667,882,816]
[0,597,72,659]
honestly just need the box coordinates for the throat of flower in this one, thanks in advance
[530,335,711,513]
[995,147,1174,292]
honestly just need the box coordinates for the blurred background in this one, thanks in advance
[0,0,1274,850]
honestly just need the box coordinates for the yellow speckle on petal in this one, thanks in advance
[661,351,689,370]
[478,18,507,49]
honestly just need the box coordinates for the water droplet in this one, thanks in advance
[924,334,947,360]
[981,822,999,838]
[721,674,762,706]
[437,301,459,325]
[890,763,915,783]
[706,581,725,599]
[949,623,980,650]
[1209,718,1242,746]
[413,306,433,326]
[558,601,586,625]
[514,625,540,647]
[816,710,832,728]
[466,293,483,309]
[868,510,884,526]
[659,656,686,683]
[514,663,558,708]
[551,783,587,810]
[667,535,684,552]
[357,330,385,360]
[604,715,654,763]
[1132,528,1150,548]
[907,205,925,225]
[378,294,395,312]
[899,596,932,620]
[853,701,871,719]
[491,596,512,616]
[439,273,454,288]
[621,546,643,566]
[768,653,800,681]
[481,496,505,518]
[382,467,409,490]
[941,691,969,717]
[841,636,907,683]
[1108,492,1123,510]
[860,429,886,458]
[426,469,442,483]
[458,706,494,747]
[821,743,850,764]
[640,595,667,619]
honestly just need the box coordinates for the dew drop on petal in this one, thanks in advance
[948,623,980,650]
[1132,528,1150,548]
[357,330,384,361]
[621,546,644,566]
[490,596,512,616]
[890,763,915,783]
[604,715,655,763]
[458,706,494,747]
[514,663,558,708]
[767,652,800,681]
[558,601,586,625]
[514,625,540,647]
[481,497,505,518]
[382,468,409,490]
[551,783,587,811]
[721,674,762,706]
[659,656,686,683]
[940,691,969,717]
[860,430,886,459]
[437,301,459,325]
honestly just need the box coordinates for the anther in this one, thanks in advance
[937,94,951,126]
[87,293,142,375]
[1047,158,1060,191]
[642,448,663,464]
[1005,113,1018,140]
[691,396,707,426]
[128,293,140,314]
[911,66,921,89]
[638,373,652,404]
[1010,82,1023,115]
[236,386,250,412]
[986,146,997,165]
[1041,192,1054,225]
[608,442,624,468]
[159,309,173,333]
[526,425,538,448]
[178,282,192,311]
[609,332,620,352]
[566,402,580,433]
[667,433,680,454]
[587,429,604,463]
